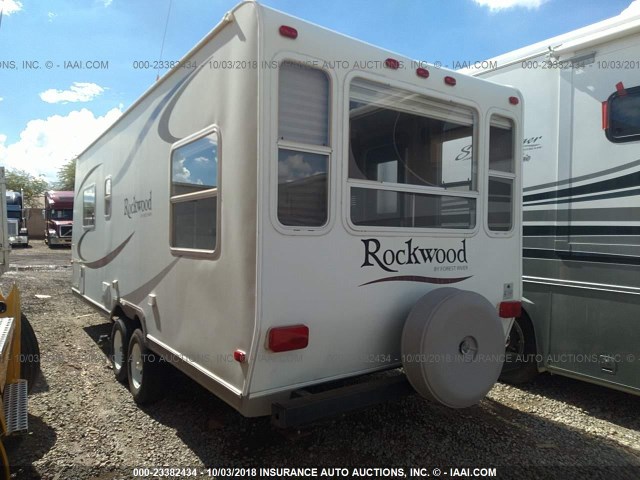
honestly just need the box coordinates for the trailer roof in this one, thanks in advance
[465,10,640,75]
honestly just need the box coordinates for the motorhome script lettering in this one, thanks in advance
[361,238,468,273]
[124,191,152,218]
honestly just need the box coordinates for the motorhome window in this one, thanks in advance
[351,187,476,228]
[607,86,640,143]
[104,177,112,218]
[83,186,96,228]
[277,62,330,227]
[488,116,515,232]
[170,131,218,251]
[348,78,477,230]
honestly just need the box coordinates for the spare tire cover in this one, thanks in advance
[401,287,504,408]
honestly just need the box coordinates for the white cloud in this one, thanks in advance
[103,0,113,6]
[472,0,549,11]
[2,0,23,16]
[0,107,122,183]
[47,12,56,22]
[172,157,192,183]
[0,97,3,103]
[39,82,105,104]
[621,0,640,16]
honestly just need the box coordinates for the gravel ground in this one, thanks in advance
[0,243,639,479]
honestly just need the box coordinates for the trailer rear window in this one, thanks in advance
[348,78,477,230]
[170,129,219,252]
[605,85,640,143]
[277,62,330,228]
[488,116,515,232]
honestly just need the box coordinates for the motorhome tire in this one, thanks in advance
[499,312,539,384]
[127,329,164,404]
[111,317,131,383]
[20,313,40,394]
[401,288,504,408]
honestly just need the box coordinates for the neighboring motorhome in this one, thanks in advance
[44,191,74,248]
[6,191,27,247]
[468,11,640,393]
[72,1,523,424]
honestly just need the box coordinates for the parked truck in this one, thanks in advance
[467,10,640,394]
[44,191,74,248]
[72,1,523,426]
[5,192,27,248]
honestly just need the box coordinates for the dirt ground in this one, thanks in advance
[0,243,639,479]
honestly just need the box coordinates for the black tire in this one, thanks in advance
[20,313,40,393]
[111,317,132,383]
[499,312,539,384]
[127,329,164,404]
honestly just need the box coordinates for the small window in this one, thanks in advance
[605,85,640,143]
[104,177,112,219]
[170,129,219,252]
[278,149,328,226]
[488,116,515,232]
[277,62,330,227]
[83,185,96,228]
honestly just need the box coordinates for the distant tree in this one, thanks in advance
[55,158,76,191]
[5,169,49,207]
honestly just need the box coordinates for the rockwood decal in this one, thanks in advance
[124,191,152,219]
[361,238,468,273]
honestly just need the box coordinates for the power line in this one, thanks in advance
[156,0,173,81]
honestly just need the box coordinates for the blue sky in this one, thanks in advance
[0,0,637,183]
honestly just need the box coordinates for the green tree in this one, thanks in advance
[55,158,76,191]
[5,169,49,207]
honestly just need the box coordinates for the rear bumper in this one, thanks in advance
[9,235,28,246]
[49,236,71,246]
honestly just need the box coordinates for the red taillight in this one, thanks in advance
[233,350,246,363]
[385,58,400,70]
[279,25,298,39]
[268,325,309,352]
[602,100,609,130]
[444,76,456,86]
[509,96,519,105]
[499,301,522,319]
[416,67,430,78]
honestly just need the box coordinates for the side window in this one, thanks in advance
[277,62,330,227]
[104,177,112,219]
[488,115,515,232]
[83,185,96,228]
[605,85,640,143]
[170,128,219,252]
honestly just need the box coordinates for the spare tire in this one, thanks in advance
[401,287,504,408]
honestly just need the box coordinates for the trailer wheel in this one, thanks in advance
[127,329,164,404]
[20,314,40,394]
[499,312,539,384]
[401,288,504,408]
[111,317,131,383]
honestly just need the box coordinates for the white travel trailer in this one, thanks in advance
[72,1,523,425]
[469,11,640,393]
